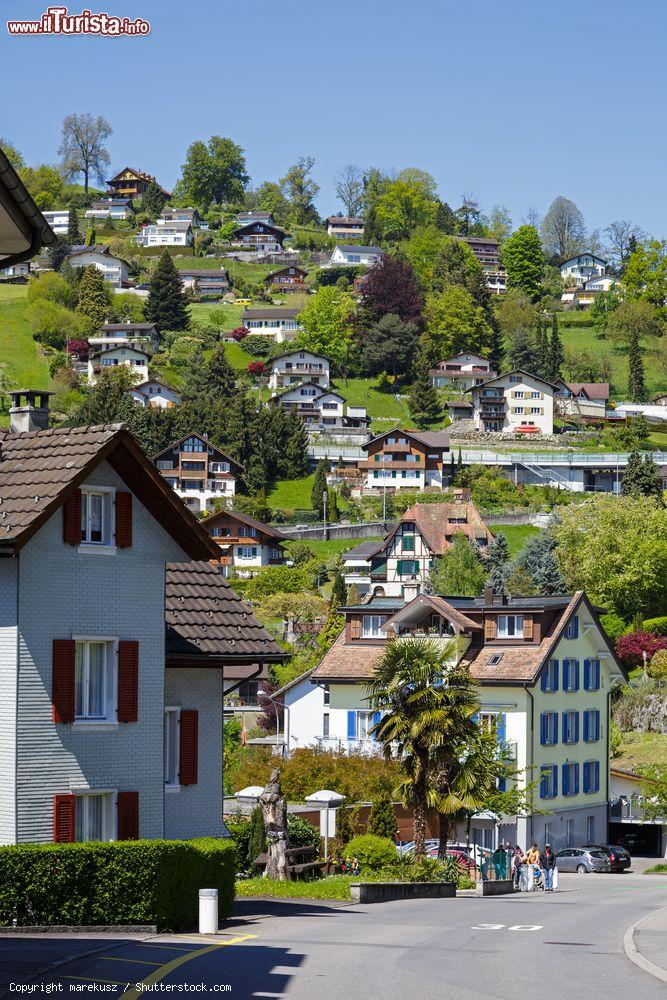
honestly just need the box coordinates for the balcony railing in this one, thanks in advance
[610,796,665,823]
[315,736,382,754]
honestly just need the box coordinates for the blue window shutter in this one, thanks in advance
[541,669,548,692]
[594,761,600,791]
[347,711,356,740]
[583,711,589,742]
[573,660,580,691]
[372,711,381,740]
[594,660,600,690]
[584,659,590,690]
[553,659,559,692]
[574,713,580,744]
[496,713,506,746]
[562,763,569,796]
[540,772,547,799]
[540,713,546,745]
[562,714,567,744]
[583,762,590,793]
[552,765,558,797]
[563,660,569,690]
[552,713,558,745]
[574,764,580,795]
[595,711,601,741]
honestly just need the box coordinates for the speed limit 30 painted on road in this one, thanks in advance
[471,923,543,931]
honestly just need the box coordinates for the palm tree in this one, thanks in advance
[366,637,476,858]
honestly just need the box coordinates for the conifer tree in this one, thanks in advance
[66,204,82,245]
[247,805,267,869]
[457,448,463,473]
[346,583,361,605]
[448,451,456,485]
[141,179,168,219]
[284,412,309,478]
[535,314,549,378]
[507,328,538,372]
[485,533,510,594]
[368,790,398,841]
[47,235,72,272]
[434,200,456,235]
[627,329,647,402]
[76,264,110,328]
[547,313,564,381]
[328,488,340,523]
[86,223,96,246]
[311,460,328,518]
[145,250,189,332]
[487,317,504,372]
[408,365,441,428]
[622,450,663,501]
[207,343,238,398]
[331,569,346,606]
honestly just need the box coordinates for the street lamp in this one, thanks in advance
[304,789,345,861]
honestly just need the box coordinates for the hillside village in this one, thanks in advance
[0,115,666,944]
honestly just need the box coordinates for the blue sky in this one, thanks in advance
[1,0,665,236]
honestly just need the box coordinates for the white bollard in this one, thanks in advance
[527,865,534,892]
[553,867,559,891]
[199,888,219,934]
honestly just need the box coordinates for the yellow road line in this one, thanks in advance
[137,945,195,952]
[121,934,257,1000]
[101,957,163,967]
[61,976,127,986]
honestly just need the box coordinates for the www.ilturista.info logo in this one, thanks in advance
[7,6,150,35]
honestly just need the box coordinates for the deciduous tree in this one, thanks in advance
[58,112,112,193]
[335,164,364,218]
[359,252,423,325]
[502,225,543,297]
[281,156,320,225]
[428,534,487,596]
[541,196,585,260]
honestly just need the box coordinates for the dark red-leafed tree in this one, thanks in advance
[247,361,266,375]
[360,252,424,326]
[231,325,249,341]
[66,339,89,360]
[616,632,667,670]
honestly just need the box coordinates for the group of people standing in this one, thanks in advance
[512,842,556,891]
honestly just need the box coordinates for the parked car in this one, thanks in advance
[588,845,632,872]
[555,848,611,873]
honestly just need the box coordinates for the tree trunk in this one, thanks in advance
[413,798,427,858]
[438,812,449,860]
[84,164,89,195]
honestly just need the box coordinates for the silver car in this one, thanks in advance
[555,847,611,873]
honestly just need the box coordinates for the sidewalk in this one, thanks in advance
[623,906,667,984]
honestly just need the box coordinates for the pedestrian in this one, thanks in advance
[540,843,556,891]
[512,846,523,889]
[525,842,539,866]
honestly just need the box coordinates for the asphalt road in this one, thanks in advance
[9,870,667,1000]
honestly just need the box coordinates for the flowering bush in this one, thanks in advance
[231,325,249,341]
[247,360,266,376]
[616,631,667,668]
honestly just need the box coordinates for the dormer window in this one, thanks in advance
[497,614,524,638]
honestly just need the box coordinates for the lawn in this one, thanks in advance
[558,315,665,399]
[285,537,383,560]
[236,876,354,900]
[616,731,667,772]
[487,523,541,557]
[268,474,316,510]
[0,286,52,422]
[333,377,411,433]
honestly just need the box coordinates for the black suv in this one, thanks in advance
[589,845,632,872]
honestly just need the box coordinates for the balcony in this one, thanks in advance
[359,458,425,470]
[610,796,665,823]
[315,736,382,755]
[177,479,230,493]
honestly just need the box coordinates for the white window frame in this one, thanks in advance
[357,710,374,740]
[73,636,117,728]
[73,789,116,842]
[238,546,258,559]
[566,818,575,846]
[586,815,595,843]
[79,485,116,555]
[164,706,181,791]
[362,615,386,638]
[497,614,524,638]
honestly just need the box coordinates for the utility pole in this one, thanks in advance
[382,485,387,523]
[323,490,327,531]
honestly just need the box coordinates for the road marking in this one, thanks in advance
[120,934,257,1000]
[101,956,164,966]
[470,924,543,931]
[509,925,543,931]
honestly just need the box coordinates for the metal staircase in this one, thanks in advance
[516,459,579,491]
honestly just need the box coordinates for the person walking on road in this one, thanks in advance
[540,843,556,891]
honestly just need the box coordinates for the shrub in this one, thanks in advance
[231,325,249,341]
[345,835,397,872]
[650,649,667,679]
[368,792,398,842]
[600,612,629,642]
[28,300,93,350]
[247,360,266,375]
[243,336,274,357]
[287,814,320,850]
[247,805,267,868]
[0,838,236,931]
[616,632,667,668]
[644,616,667,636]
[27,271,77,309]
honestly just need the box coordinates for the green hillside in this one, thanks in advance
[0,286,52,424]
[558,313,664,399]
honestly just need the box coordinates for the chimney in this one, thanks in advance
[483,585,494,605]
[9,390,53,434]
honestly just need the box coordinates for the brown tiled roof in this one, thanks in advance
[203,507,289,542]
[564,382,610,400]
[152,433,243,471]
[404,595,482,632]
[0,423,218,558]
[362,428,450,452]
[165,562,285,663]
[312,631,385,681]
[396,503,492,553]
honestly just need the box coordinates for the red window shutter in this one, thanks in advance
[115,492,133,548]
[53,794,76,842]
[63,490,82,545]
[117,791,139,840]
[179,710,199,785]
[52,639,75,723]
[117,641,139,723]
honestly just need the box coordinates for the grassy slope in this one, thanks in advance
[268,474,316,510]
[487,523,541,557]
[558,315,665,399]
[616,731,667,772]
[0,287,52,423]
[285,536,383,559]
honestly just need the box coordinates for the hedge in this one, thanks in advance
[0,838,236,931]
[644,616,667,636]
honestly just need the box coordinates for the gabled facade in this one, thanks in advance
[106,167,170,200]
[285,589,626,851]
[326,244,382,268]
[134,221,193,247]
[159,207,200,226]
[554,379,609,420]
[468,369,556,435]
[87,345,150,386]
[430,353,497,389]
[240,308,301,343]
[89,322,160,354]
[359,428,451,491]
[203,508,288,578]
[0,393,282,845]
[271,381,368,434]
[560,253,607,286]
[325,217,365,239]
[153,433,243,513]
[231,221,285,253]
[458,236,506,294]
[65,245,130,289]
[342,501,492,598]
[130,380,181,409]
[264,264,308,293]
[178,269,229,299]
[268,350,331,391]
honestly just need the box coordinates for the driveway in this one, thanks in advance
[8,868,667,1000]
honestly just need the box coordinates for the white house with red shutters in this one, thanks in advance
[0,391,283,846]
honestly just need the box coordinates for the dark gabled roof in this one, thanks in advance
[466,369,560,394]
[165,561,285,663]
[101,323,157,332]
[334,244,382,254]
[68,244,110,257]
[89,346,151,360]
[362,428,450,452]
[560,381,610,401]
[265,265,308,280]
[202,507,289,542]
[343,539,385,561]
[131,379,180,394]
[272,381,343,402]
[177,269,229,279]
[241,308,300,320]
[90,198,133,208]
[0,424,219,558]
[560,251,608,266]
[152,433,244,472]
[326,216,364,225]
[383,594,482,633]
[233,221,286,238]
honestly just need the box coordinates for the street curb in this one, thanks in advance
[622,907,667,984]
